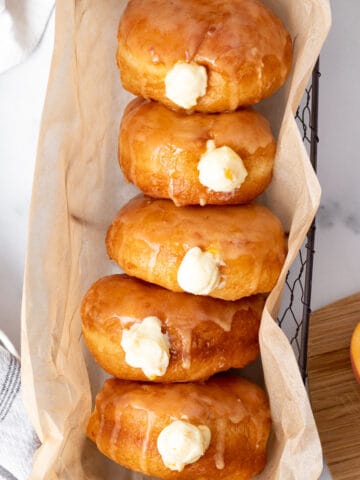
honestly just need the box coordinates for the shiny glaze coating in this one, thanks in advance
[117,0,292,112]
[87,376,271,479]
[120,98,276,206]
[81,274,264,382]
[106,195,287,301]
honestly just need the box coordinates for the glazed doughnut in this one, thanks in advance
[120,98,276,206]
[117,0,292,112]
[106,195,287,301]
[81,274,264,383]
[87,376,271,479]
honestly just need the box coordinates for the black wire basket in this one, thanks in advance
[277,59,320,382]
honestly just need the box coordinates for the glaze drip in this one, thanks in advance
[215,418,227,470]
[140,412,157,472]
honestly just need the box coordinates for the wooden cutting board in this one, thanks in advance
[308,293,360,480]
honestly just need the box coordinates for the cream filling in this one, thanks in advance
[157,420,211,472]
[165,62,207,109]
[198,140,248,193]
[177,247,221,295]
[120,316,170,379]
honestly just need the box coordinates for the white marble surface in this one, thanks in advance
[0,2,359,479]
[0,13,55,351]
[312,0,360,311]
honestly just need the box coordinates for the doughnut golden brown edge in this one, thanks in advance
[119,98,276,206]
[106,195,287,301]
[117,0,292,112]
[87,376,271,479]
[81,274,264,383]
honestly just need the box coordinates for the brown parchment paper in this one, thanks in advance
[21,0,331,479]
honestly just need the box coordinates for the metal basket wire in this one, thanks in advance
[277,59,320,381]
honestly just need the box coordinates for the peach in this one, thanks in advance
[350,322,360,384]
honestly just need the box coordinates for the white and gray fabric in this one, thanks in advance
[0,336,39,480]
[0,0,54,73]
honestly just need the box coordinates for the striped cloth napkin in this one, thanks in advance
[0,332,39,480]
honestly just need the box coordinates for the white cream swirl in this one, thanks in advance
[177,247,222,295]
[198,140,248,193]
[165,62,207,109]
[157,420,211,472]
[120,316,170,379]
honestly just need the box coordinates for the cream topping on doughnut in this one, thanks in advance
[157,420,211,472]
[165,62,207,109]
[198,140,248,193]
[121,316,170,379]
[177,247,221,295]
